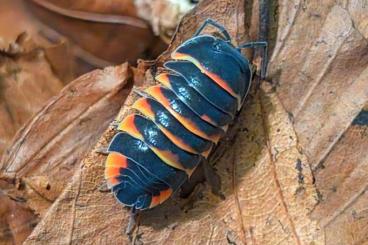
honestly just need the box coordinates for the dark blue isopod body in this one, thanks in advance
[105,152,173,209]
[156,72,233,126]
[145,85,226,143]
[104,19,267,211]
[111,157,170,196]
[164,60,238,116]
[118,114,203,174]
[171,35,252,107]
[108,132,188,191]
[132,98,213,156]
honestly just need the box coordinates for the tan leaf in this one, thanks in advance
[0,35,64,157]
[269,1,368,171]
[134,0,199,41]
[36,0,139,15]
[268,0,368,243]
[311,105,368,244]
[26,0,166,66]
[0,192,38,245]
[0,0,76,82]
[1,63,131,215]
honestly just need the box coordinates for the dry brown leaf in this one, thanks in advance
[135,0,198,41]
[0,0,76,82]
[0,193,37,245]
[0,0,47,42]
[0,34,64,157]
[33,0,199,43]
[0,62,132,245]
[268,0,368,243]
[311,105,368,245]
[37,0,139,15]
[22,0,322,244]
[0,0,166,77]
[269,1,368,171]
[26,0,166,66]
[0,62,132,216]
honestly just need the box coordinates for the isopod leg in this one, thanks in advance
[95,147,109,155]
[237,41,268,79]
[180,160,224,199]
[193,18,231,41]
[202,160,225,199]
[98,181,110,193]
[126,207,140,235]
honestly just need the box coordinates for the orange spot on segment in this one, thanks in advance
[204,71,234,96]
[146,86,221,143]
[132,98,155,119]
[149,188,173,208]
[155,73,171,88]
[160,127,198,155]
[118,114,143,141]
[105,152,129,186]
[200,114,216,126]
[171,52,189,61]
[159,188,173,204]
[105,152,128,169]
[145,86,172,110]
[206,70,242,107]
[172,52,242,107]
[105,167,120,179]
[150,195,160,208]
[150,146,191,174]
[105,152,128,186]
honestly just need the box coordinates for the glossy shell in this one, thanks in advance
[105,30,252,210]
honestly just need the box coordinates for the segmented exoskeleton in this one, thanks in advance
[104,19,267,211]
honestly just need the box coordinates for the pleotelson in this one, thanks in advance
[105,34,252,210]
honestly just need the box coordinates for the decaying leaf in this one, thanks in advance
[0,192,38,245]
[268,0,368,243]
[0,0,76,82]
[134,0,199,42]
[0,62,132,245]
[269,1,368,171]
[0,0,48,42]
[311,104,368,245]
[21,0,322,244]
[0,62,132,217]
[313,106,368,244]
[26,0,166,66]
[0,0,166,77]
[33,0,139,15]
[0,34,64,157]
